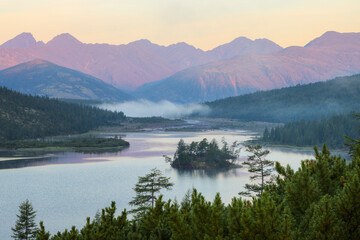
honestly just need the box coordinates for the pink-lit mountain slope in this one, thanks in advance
[135,31,360,103]
[0,33,282,90]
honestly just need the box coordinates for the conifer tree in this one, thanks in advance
[263,127,270,140]
[241,192,281,239]
[129,168,173,216]
[307,195,341,240]
[336,167,360,240]
[12,199,37,240]
[207,193,226,239]
[190,189,212,240]
[138,196,172,239]
[278,206,295,240]
[35,221,50,240]
[169,190,194,240]
[285,162,321,220]
[240,145,274,196]
[227,197,244,238]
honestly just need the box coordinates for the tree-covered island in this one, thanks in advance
[164,138,241,169]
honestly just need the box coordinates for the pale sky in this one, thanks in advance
[1,0,360,50]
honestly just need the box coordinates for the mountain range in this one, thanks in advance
[0,59,132,102]
[0,32,282,91]
[136,31,360,103]
[1,31,360,103]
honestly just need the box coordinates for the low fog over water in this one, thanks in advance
[98,99,210,118]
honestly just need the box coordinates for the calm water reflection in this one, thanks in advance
[0,130,345,239]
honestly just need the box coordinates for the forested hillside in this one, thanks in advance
[261,113,360,149]
[0,87,125,141]
[206,74,360,122]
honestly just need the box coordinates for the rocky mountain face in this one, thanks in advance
[1,31,360,104]
[0,59,133,102]
[0,33,282,90]
[135,31,360,103]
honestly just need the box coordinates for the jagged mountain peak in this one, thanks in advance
[0,32,37,49]
[305,31,360,48]
[47,33,82,47]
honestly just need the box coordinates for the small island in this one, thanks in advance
[0,136,130,152]
[165,138,241,169]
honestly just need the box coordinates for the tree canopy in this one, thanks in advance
[0,86,125,141]
[205,74,360,122]
[261,112,360,149]
[165,138,241,169]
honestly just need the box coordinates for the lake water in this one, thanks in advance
[0,130,341,239]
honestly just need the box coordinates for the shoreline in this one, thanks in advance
[245,140,349,152]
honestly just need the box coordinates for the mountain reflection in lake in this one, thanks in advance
[0,130,333,239]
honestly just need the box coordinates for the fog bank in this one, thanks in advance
[98,99,210,118]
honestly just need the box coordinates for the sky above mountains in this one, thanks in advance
[1,0,360,50]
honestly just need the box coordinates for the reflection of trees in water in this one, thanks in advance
[175,167,243,178]
[0,152,115,170]
[0,148,127,170]
[0,156,57,170]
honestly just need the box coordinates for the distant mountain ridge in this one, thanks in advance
[136,31,360,103]
[0,59,133,102]
[0,33,283,90]
[2,31,360,103]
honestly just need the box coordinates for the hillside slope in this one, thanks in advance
[205,74,360,122]
[0,87,125,141]
[0,59,133,102]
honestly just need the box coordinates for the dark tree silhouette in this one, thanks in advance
[12,199,37,240]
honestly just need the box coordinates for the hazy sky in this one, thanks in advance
[1,0,360,50]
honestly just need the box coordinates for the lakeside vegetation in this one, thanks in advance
[0,86,126,141]
[205,74,360,122]
[260,112,360,149]
[97,117,185,133]
[164,138,241,169]
[13,139,360,239]
[0,137,129,151]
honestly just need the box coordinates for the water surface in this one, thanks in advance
[0,130,324,239]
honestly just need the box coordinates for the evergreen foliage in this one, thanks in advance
[261,112,360,149]
[346,113,360,155]
[165,138,240,169]
[0,86,125,141]
[239,145,274,196]
[129,168,174,217]
[206,74,360,122]
[12,199,38,240]
[1,136,129,150]
[35,222,50,240]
